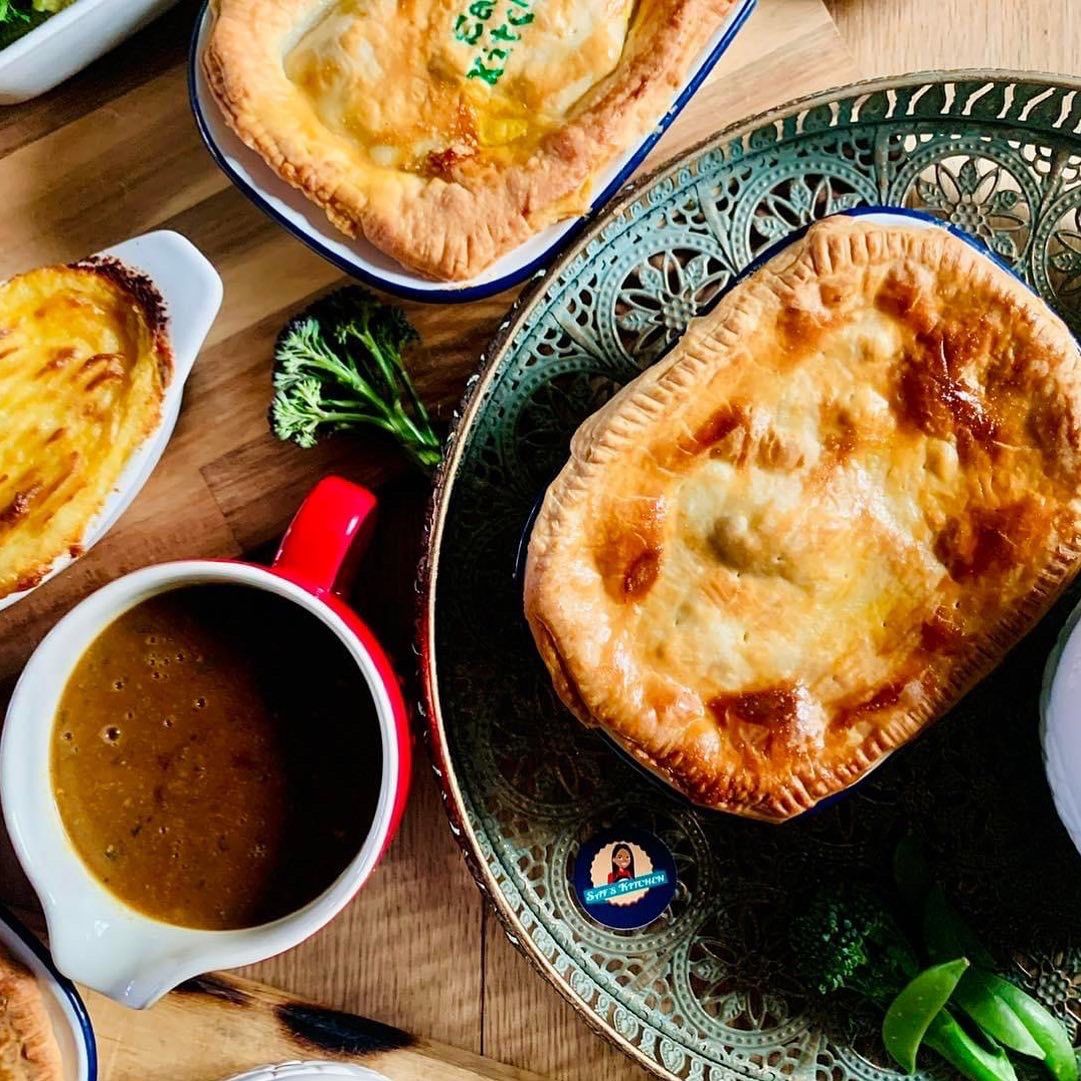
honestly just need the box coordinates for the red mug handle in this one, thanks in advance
[272,476,377,597]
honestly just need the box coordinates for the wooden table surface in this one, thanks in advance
[1,1,1078,1079]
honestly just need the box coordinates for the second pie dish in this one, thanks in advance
[0,906,95,1080]
[196,0,753,293]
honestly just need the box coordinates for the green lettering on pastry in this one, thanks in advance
[453,0,535,86]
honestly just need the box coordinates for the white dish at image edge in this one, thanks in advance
[1042,600,1081,859]
[0,0,182,105]
[223,1063,389,1081]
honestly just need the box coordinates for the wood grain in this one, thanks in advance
[0,1,1072,1079]
[824,0,1081,78]
[87,972,547,1081]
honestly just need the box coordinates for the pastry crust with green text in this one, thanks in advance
[203,0,736,281]
[524,217,1081,821]
[0,946,63,1081]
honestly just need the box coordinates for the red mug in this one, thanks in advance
[1,476,411,1007]
[272,475,412,842]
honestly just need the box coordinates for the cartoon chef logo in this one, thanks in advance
[587,841,658,906]
[573,824,677,930]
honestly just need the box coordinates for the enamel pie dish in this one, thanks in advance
[0,231,222,612]
[188,0,756,302]
[0,906,96,1080]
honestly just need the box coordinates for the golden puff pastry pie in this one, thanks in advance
[0,260,170,601]
[203,0,736,281]
[0,946,63,1081]
[524,216,1081,822]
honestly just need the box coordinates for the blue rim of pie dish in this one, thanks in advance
[741,204,1033,297]
[186,0,758,304]
[0,903,98,1080]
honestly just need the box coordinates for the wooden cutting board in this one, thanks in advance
[0,3,858,1078]
[87,973,546,1080]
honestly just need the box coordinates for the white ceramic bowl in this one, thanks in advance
[223,1064,388,1081]
[0,0,181,105]
[0,906,96,1080]
[1041,601,1081,855]
[0,230,222,613]
[1,477,411,1009]
[188,0,757,303]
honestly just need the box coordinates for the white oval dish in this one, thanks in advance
[1041,601,1081,856]
[0,230,223,613]
[223,1064,389,1081]
[187,0,756,303]
[0,0,182,105]
[0,906,96,1080]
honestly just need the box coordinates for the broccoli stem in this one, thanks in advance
[356,327,404,406]
[316,391,439,454]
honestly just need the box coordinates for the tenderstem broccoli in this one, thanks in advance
[270,286,441,472]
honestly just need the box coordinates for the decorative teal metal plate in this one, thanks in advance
[420,73,1081,1081]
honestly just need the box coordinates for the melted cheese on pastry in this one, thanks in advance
[204,0,735,279]
[0,262,170,600]
[524,217,1081,821]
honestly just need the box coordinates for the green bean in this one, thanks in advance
[884,958,970,1072]
[924,1008,1019,1081]
[954,970,1045,1059]
[887,837,1076,1081]
[979,973,1078,1081]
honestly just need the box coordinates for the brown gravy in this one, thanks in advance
[51,584,381,930]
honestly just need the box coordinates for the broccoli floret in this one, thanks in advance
[0,0,66,35]
[270,286,441,471]
[0,3,49,49]
[791,885,919,1006]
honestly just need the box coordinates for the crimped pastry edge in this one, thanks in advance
[0,945,64,1081]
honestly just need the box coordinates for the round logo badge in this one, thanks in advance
[572,824,677,930]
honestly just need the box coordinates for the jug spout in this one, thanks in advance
[44,898,208,1009]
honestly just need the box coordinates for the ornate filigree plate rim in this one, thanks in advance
[417,69,1081,1080]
